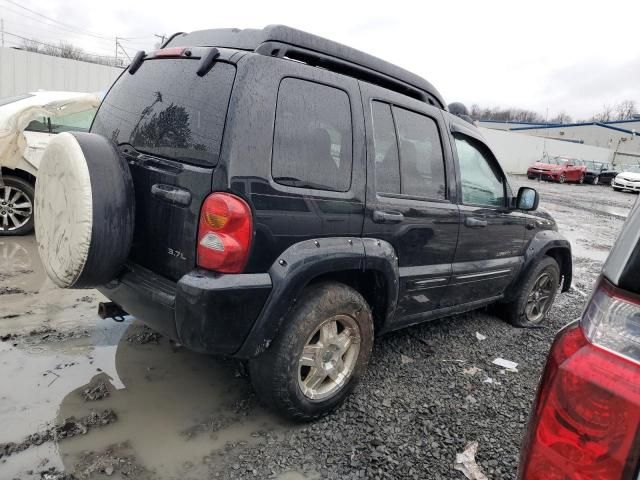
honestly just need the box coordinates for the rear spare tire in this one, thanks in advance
[35,132,134,288]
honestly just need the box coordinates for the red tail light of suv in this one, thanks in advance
[519,201,640,479]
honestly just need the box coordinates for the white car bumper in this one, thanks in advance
[613,178,640,192]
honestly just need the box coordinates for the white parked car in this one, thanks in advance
[612,165,640,193]
[0,91,99,235]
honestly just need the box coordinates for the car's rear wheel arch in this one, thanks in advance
[546,247,572,292]
[307,269,389,333]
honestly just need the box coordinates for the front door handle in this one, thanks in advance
[465,217,488,228]
[373,210,404,224]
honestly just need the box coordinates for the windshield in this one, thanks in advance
[91,59,236,166]
[550,157,570,166]
[623,165,640,174]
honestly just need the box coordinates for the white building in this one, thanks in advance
[479,118,640,166]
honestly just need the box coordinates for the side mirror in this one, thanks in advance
[516,186,539,211]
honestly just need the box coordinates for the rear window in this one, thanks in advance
[91,59,235,166]
[0,93,33,107]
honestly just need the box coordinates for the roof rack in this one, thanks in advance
[166,25,446,109]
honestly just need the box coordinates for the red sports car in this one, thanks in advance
[527,156,588,183]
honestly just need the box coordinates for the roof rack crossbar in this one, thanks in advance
[166,25,446,109]
[255,41,431,104]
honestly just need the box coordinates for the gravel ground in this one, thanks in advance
[0,178,636,479]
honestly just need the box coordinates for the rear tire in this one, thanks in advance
[501,257,560,327]
[578,174,585,184]
[0,176,34,236]
[593,176,599,185]
[249,282,374,421]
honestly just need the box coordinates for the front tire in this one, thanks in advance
[592,176,599,185]
[558,173,566,184]
[502,257,560,327]
[0,176,35,236]
[249,282,374,421]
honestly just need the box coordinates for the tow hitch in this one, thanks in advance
[98,302,128,322]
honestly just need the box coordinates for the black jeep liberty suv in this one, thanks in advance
[34,25,572,421]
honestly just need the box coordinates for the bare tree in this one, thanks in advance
[593,104,614,122]
[469,105,544,123]
[549,112,572,124]
[20,38,124,68]
[614,100,637,121]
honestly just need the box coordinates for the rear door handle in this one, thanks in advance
[465,217,487,228]
[373,210,404,224]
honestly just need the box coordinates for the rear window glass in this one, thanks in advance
[0,94,33,107]
[91,59,235,166]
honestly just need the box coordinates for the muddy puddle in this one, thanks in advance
[1,236,293,479]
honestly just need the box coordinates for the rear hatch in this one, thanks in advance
[91,52,236,281]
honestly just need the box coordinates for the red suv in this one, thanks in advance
[527,156,588,184]
[518,199,640,478]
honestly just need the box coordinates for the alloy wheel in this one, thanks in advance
[0,185,33,232]
[298,314,361,401]
[559,174,566,184]
[593,176,599,185]
[525,272,554,324]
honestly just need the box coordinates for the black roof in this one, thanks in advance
[166,25,446,109]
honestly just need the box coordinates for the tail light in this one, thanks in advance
[197,193,252,273]
[519,278,640,479]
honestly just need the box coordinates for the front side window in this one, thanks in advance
[454,134,505,207]
[272,78,353,192]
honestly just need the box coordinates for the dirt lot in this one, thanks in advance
[0,177,637,480]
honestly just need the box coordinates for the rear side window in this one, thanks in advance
[371,102,446,200]
[371,102,400,194]
[272,78,353,192]
[91,59,236,166]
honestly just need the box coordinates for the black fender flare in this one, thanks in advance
[235,237,399,358]
[504,230,572,301]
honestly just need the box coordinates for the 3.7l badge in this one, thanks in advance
[168,248,187,260]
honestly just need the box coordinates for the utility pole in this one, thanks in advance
[115,36,118,64]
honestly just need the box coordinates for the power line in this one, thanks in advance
[1,12,117,51]
[3,31,123,61]
[1,0,112,39]
[0,0,157,42]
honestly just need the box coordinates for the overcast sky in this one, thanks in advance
[2,0,638,120]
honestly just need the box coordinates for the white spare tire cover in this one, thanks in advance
[35,132,134,288]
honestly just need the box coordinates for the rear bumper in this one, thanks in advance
[99,263,272,355]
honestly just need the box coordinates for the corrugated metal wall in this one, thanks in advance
[480,127,615,174]
[0,47,122,97]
